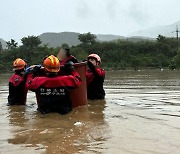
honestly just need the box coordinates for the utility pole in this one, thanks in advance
[172,25,180,49]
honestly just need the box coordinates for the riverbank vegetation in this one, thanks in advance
[0,33,180,72]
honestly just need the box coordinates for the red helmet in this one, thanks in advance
[88,54,101,64]
[43,55,60,73]
[13,58,26,71]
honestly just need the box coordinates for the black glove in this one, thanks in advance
[64,62,74,74]
[32,65,41,76]
[87,61,95,71]
[87,61,100,77]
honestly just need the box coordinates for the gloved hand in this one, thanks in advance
[32,65,41,76]
[64,62,74,74]
[87,61,95,70]
[25,66,33,74]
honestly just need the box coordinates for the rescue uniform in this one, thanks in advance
[28,71,81,114]
[86,62,105,100]
[8,72,28,105]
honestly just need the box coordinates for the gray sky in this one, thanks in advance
[1,0,180,42]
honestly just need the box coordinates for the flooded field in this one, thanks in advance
[0,70,180,154]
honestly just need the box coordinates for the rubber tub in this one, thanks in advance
[70,62,87,108]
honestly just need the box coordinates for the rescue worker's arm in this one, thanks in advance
[69,71,82,88]
[27,69,81,91]
[64,62,74,75]
[25,65,42,77]
[64,62,82,87]
[27,76,39,92]
[87,61,105,78]
[25,65,42,91]
[70,56,78,63]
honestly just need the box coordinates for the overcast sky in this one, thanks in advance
[1,0,180,42]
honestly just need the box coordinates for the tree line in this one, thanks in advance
[0,33,180,72]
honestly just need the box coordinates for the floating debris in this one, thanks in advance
[74,122,84,127]
[39,129,53,134]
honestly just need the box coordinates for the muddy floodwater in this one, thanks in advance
[0,70,180,154]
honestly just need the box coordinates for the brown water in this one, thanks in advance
[0,70,180,154]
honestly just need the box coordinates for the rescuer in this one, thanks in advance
[8,58,28,105]
[86,54,105,100]
[28,55,81,114]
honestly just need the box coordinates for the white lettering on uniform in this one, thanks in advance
[52,89,60,95]
[40,88,65,96]
[59,89,64,93]
[40,88,45,92]
[46,89,51,95]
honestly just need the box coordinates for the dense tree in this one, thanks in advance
[78,32,97,45]
[21,36,41,48]
[6,39,18,50]
[156,34,166,42]
[61,43,69,49]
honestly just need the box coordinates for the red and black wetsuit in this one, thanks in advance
[86,62,105,100]
[60,55,78,66]
[8,72,28,105]
[28,71,81,114]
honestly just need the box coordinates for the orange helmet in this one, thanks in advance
[88,54,101,64]
[13,58,26,71]
[43,55,60,73]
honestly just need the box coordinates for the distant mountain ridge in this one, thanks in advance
[130,20,180,38]
[96,34,126,41]
[39,32,81,47]
[39,32,129,47]
[0,33,153,49]
[0,32,160,49]
[39,32,153,47]
[0,38,6,49]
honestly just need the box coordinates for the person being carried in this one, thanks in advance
[57,48,78,65]
[86,54,105,100]
[8,58,28,105]
[27,55,81,114]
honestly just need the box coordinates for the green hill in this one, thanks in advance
[39,32,81,47]
[39,32,153,48]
